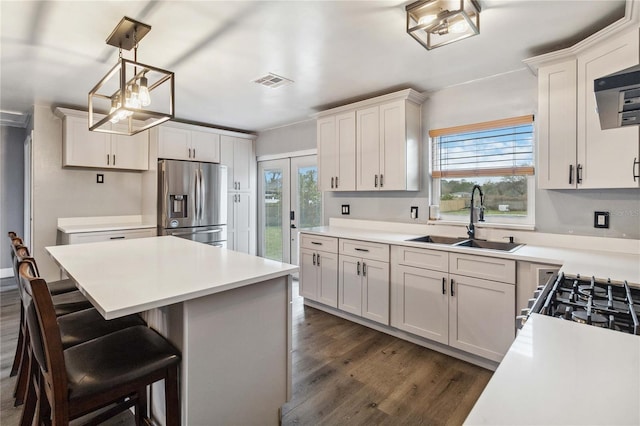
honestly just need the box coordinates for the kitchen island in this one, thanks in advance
[46,236,298,425]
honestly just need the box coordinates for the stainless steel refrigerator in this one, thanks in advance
[158,159,228,246]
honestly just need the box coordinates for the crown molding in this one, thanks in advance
[311,88,427,119]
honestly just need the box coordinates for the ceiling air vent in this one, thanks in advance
[253,73,294,89]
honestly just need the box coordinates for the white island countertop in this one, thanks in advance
[57,215,156,233]
[46,236,298,319]
[464,314,640,425]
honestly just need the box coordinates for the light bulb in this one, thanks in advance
[127,85,141,109]
[449,19,469,34]
[418,14,437,26]
[139,76,151,107]
[109,96,120,123]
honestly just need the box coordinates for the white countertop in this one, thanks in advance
[300,226,640,285]
[57,215,155,233]
[464,314,640,425]
[46,236,298,319]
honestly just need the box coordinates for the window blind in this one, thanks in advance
[430,115,534,179]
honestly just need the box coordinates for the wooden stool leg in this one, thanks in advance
[10,307,25,377]
[135,387,147,426]
[19,361,37,426]
[13,341,30,406]
[164,366,180,426]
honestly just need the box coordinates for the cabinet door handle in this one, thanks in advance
[331,177,334,189]
[317,254,320,267]
[450,279,455,296]
[357,261,361,276]
[193,149,196,158]
[110,236,125,240]
[380,174,383,188]
[188,148,192,158]
[237,182,240,191]
[311,241,323,246]
[107,154,110,165]
[313,253,316,266]
[633,158,639,182]
[113,154,115,166]
[374,174,378,188]
[442,277,446,295]
[362,262,366,277]
[335,176,339,188]
[576,164,583,184]
[354,248,369,252]
[569,164,573,184]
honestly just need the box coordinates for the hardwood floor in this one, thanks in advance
[1,278,492,425]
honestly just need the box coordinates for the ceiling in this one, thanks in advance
[0,1,628,133]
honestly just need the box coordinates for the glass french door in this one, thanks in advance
[258,155,322,264]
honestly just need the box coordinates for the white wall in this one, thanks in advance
[31,104,144,281]
[255,119,316,157]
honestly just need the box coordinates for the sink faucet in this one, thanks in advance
[467,184,485,239]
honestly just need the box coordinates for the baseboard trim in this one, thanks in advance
[0,268,14,279]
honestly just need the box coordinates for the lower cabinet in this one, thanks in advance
[300,248,338,307]
[61,228,156,244]
[448,274,515,362]
[391,245,516,362]
[227,192,252,254]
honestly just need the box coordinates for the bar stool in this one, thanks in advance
[20,262,181,426]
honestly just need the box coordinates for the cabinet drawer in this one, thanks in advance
[66,228,156,245]
[449,253,515,284]
[391,245,448,272]
[339,239,389,262]
[300,234,338,252]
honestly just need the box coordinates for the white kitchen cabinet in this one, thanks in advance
[61,113,149,170]
[448,273,515,362]
[532,27,639,189]
[227,192,251,254]
[390,245,516,362]
[221,135,253,192]
[317,112,356,191]
[299,234,339,306]
[158,126,220,163]
[356,99,421,191]
[316,89,425,192]
[338,239,390,325]
[61,227,155,245]
[391,263,448,345]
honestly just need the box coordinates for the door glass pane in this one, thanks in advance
[263,167,284,261]
[297,166,322,228]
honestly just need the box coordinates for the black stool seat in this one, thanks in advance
[51,291,93,316]
[65,325,181,401]
[48,278,77,295]
[58,309,146,349]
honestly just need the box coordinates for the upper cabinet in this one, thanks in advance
[58,109,149,171]
[220,135,254,192]
[316,89,425,192]
[529,27,640,189]
[158,125,220,163]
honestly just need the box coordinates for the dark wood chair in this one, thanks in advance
[19,261,181,426]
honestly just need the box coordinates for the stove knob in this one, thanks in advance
[527,298,536,308]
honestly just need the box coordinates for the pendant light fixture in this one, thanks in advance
[406,0,481,50]
[88,17,174,136]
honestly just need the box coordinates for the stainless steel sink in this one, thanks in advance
[453,239,523,252]
[405,235,468,245]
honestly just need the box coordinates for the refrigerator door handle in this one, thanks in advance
[195,167,201,224]
[199,167,205,222]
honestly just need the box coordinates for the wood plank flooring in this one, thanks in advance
[1,278,492,425]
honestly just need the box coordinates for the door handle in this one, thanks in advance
[313,253,316,266]
[633,157,639,182]
[331,177,334,189]
[354,248,369,252]
[107,154,110,165]
[193,149,196,158]
[110,236,125,240]
[442,277,446,295]
[569,164,573,185]
[450,279,455,296]
[380,174,383,187]
[317,254,320,267]
[335,176,339,188]
[357,261,361,276]
[290,224,297,229]
[311,241,323,246]
[188,148,192,158]
[113,154,116,166]
[362,262,366,277]
[374,174,378,188]
[576,164,583,184]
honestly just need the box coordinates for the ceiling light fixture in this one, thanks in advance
[88,16,174,136]
[406,0,481,50]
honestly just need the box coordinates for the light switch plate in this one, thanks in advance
[96,174,104,184]
[410,206,418,219]
[594,211,609,228]
[341,204,350,215]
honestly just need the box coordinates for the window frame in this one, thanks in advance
[429,115,535,227]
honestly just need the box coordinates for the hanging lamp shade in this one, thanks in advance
[88,17,174,136]
[406,0,481,50]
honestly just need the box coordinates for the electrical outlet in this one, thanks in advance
[594,211,609,228]
[341,204,350,215]
[410,206,418,219]
[96,174,104,184]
